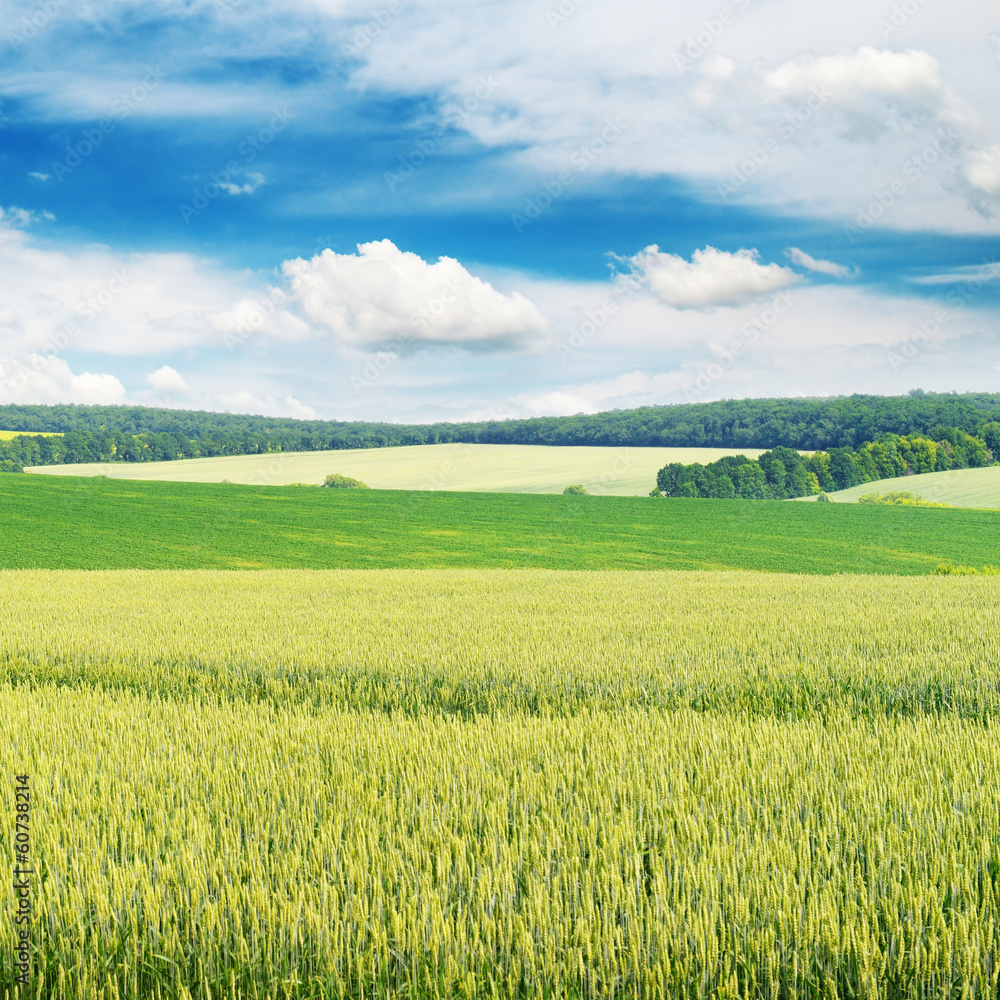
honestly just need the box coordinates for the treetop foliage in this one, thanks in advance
[654,428,995,500]
[2,392,1000,473]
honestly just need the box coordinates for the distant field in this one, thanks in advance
[2,473,999,574]
[25,443,767,495]
[0,429,61,440]
[796,465,1000,507]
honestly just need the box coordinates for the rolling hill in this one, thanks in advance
[26,444,767,496]
[800,466,1000,508]
[3,473,999,574]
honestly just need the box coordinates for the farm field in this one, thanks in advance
[25,443,768,495]
[3,472,1000,573]
[0,430,60,440]
[796,464,1000,507]
[2,568,999,999]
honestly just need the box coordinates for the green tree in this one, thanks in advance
[562,484,589,495]
[980,422,1000,457]
[732,462,770,498]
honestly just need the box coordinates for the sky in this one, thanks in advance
[1,0,999,423]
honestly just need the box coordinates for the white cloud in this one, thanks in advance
[786,248,853,278]
[0,205,49,227]
[282,239,548,348]
[221,172,265,196]
[910,262,1000,285]
[625,245,801,309]
[146,365,192,395]
[0,356,126,405]
[963,146,1000,198]
[284,395,318,419]
[27,172,50,182]
[763,47,943,103]
[505,371,693,417]
[0,210,276,358]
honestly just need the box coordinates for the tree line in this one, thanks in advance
[2,391,1000,472]
[654,425,1000,500]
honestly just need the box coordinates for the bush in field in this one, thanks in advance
[562,483,589,495]
[858,491,951,508]
[933,561,1000,575]
[322,473,370,489]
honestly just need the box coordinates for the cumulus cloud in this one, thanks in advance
[284,395,318,420]
[764,47,943,103]
[625,246,801,309]
[282,239,548,348]
[786,248,853,278]
[146,365,192,395]
[0,356,126,405]
[963,146,1000,198]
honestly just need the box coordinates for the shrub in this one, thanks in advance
[858,491,951,508]
[563,484,589,495]
[933,561,1000,576]
[322,473,370,489]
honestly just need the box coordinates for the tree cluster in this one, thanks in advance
[1,395,1000,473]
[655,427,998,500]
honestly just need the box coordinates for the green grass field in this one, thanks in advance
[25,443,766,495]
[2,472,999,574]
[795,465,1000,507]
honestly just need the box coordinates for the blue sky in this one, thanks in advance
[1,0,999,422]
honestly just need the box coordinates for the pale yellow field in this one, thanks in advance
[0,429,61,440]
[796,465,1000,508]
[26,443,766,495]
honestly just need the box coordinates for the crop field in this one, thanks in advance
[801,465,1000,508]
[0,430,61,441]
[3,472,1000,574]
[25,443,768,495]
[2,569,1000,999]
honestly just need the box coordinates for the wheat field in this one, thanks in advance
[2,569,999,999]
